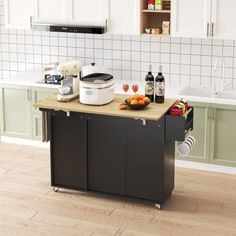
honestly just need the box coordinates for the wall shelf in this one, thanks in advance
[142,33,168,36]
[141,0,171,35]
[142,10,171,14]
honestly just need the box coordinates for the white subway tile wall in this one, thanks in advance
[0,2,236,88]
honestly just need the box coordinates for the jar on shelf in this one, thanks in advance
[155,0,162,10]
[147,0,155,10]
[162,0,171,10]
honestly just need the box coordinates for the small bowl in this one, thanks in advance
[145,28,152,34]
[124,99,150,110]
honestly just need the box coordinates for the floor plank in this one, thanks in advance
[0,143,236,236]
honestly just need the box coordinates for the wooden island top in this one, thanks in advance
[35,94,177,121]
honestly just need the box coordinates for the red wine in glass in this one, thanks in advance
[132,84,139,93]
[123,84,129,93]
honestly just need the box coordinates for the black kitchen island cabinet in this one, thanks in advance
[37,95,193,209]
[50,111,87,191]
[44,108,193,209]
[88,115,126,195]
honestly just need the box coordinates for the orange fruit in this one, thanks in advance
[126,98,132,104]
[143,97,151,103]
[120,104,127,110]
[136,95,145,101]
[138,100,145,105]
[131,99,138,105]
[132,94,144,101]
[132,94,140,100]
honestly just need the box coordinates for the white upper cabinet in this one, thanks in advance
[171,0,211,38]
[32,0,140,34]
[69,0,109,26]
[32,0,68,24]
[108,0,140,35]
[4,0,31,29]
[33,0,109,26]
[172,0,236,40]
[211,0,236,40]
[5,0,140,34]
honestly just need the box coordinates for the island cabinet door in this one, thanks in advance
[87,115,126,195]
[126,118,165,202]
[51,111,87,190]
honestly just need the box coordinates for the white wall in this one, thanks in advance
[0,1,236,89]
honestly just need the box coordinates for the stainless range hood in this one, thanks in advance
[31,18,107,34]
[50,25,105,34]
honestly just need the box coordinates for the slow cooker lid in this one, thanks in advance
[81,73,113,83]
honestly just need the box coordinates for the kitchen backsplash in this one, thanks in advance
[0,2,236,89]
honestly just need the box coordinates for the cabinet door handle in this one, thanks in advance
[27,90,31,101]
[211,23,214,37]
[207,23,210,38]
[105,19,108,33]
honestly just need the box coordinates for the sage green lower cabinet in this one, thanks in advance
[177,102,236,167]
[0,84,32,139]
[209,104,236,167]
[176,102,211,163]
[0,84,56,141]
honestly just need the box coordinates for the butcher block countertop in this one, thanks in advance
[35,94,177,121]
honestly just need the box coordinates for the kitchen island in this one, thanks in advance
[36,94,193,209]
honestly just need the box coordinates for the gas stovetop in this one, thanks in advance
[37,74,62,85]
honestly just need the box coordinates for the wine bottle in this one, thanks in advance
[155,65,165,103]
[145,65,154,102]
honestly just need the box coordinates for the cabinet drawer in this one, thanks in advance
[165,108,194,141]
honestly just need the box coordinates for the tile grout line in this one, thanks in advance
[0,9,236,88]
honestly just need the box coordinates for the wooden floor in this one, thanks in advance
[0,143,236,236]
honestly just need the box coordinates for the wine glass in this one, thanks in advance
[132,84,139,94]
[123,83,129,93]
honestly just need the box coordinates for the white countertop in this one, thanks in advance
[115,81,236,106]
[165,86,236,106]
[0,70,60,89]
[1,70,236,106]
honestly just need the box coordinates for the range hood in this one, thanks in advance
[31,20,107,34]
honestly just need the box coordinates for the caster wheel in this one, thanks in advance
[53,187,59,192]
[155,203,163,210]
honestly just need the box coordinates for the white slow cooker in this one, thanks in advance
[80,64,115,105]
[80,73,115,105]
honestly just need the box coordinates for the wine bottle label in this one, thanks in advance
[155,81,165,96]
[145,81,154,95]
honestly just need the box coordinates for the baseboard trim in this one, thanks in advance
[0,136,50,149]
[176,160,236,175]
